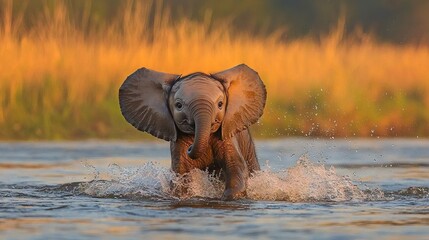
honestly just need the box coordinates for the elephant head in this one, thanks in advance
[119,64,266,159]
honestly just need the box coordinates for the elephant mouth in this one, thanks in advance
[211,122,221,132]
[180,126,195,134]
[177,121,195,134]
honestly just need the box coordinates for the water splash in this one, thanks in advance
[247,156,380,202]
[78,156,384,202]
[80,162,175,199]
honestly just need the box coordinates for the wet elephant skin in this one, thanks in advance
[119,64,267,200]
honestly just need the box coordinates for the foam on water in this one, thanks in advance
[79,156,384,202]
[81,162,176,199]
[247,156,377,202]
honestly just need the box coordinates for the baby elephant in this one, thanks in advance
[119,64,267,200]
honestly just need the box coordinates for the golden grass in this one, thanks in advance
[1,1,429,139]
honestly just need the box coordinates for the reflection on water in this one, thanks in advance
[0,139,428,239]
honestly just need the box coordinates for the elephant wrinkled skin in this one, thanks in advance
[119,64,267,200]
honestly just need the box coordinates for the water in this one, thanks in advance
[0,138,428,239]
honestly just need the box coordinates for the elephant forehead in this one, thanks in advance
[173,76,225,100]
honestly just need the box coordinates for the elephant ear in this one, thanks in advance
[212,64,267,140]
[119,67,180,141]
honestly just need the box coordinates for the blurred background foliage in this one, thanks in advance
[1,0,429,140]
[7,0,429,44]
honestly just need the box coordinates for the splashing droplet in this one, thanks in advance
[78,157,384,202]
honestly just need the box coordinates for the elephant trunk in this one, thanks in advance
[187,99,213,159]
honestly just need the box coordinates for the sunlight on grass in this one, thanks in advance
[1,1,429,139]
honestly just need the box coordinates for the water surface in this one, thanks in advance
[0,139,428,239]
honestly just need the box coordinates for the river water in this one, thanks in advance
[0,138,428,239]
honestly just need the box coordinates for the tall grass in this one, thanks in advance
[1,1,429,140]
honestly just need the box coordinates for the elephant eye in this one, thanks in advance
[175,102,183,110]
[218,101,223,109]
